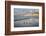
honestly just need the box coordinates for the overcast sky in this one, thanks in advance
[14,8,39,15]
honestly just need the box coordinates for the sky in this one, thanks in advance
[14,8,39,15]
